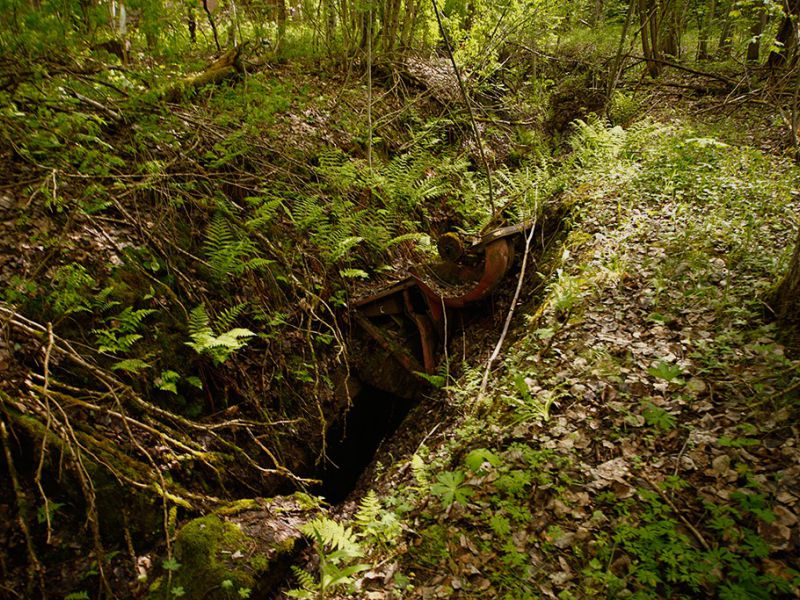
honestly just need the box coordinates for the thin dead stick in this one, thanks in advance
[476,215,538,407]
[35,323,55,545]
[643,475,711,551]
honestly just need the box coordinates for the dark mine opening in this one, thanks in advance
[318,383,413,504]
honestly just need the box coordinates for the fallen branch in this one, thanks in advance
[160,46,245,103]
[626,55,738,86]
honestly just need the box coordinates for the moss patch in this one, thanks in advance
[150,515,256,599]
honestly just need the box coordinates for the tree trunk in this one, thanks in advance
[717,1,734,58]
[768,0,800,69]
[591,0,605,25]
[773,230,800,320]
[747,6,769,63]
[400,0,418,51]
[276,0,287,53]
[660,0,685,58]
[697,0,715,60]
[638,0,661,77]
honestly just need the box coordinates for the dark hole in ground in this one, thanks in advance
[318,383,413,504]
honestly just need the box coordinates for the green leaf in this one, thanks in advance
[184,376,203,390]
[642,402,677,431]
[647,361,684,383]
[464,448,501,473]
[430,470,473,508]
[414,371,446,388]
[111,358,151,373]
[156,370,181,394]
[162,558,181,571]
[490,513,512,537]
[339,268,369,279]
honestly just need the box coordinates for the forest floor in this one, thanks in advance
[323,107,800,599]
[1,49,800,599]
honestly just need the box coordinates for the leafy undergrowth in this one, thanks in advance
[0,53,553,595]
[306,118,800,598]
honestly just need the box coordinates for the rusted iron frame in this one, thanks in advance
[351,223,527,378]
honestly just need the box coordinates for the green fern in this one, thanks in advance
[354,491,381,530]
[48,263,95,316]
[287,565,316,598]
[354,491,400,544]
[111,358,151,373]
[93,307,156,354]
[300,517,362,558]
[186,305,255,365]
[203,215,269,283]
[245,194,285,229]
[216,302,248,331]
[288,517,369,598]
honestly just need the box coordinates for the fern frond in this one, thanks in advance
[355,491,381,530]
[216,303,248,331]
[300,517,362,559]
[186,305,254,364]
[188,305,213,338]
[291,565,316,591]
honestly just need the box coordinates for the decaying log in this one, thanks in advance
[161,46,245,103]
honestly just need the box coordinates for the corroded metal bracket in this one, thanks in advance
[351,223,529,376]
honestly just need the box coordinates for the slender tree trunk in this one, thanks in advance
[697,0,715,59]
[276,0,287,53]
[401,0,418,51]
[773,230,800,319]
[638,0,661,77]
[717,0,734,58]
[203,0,221,52]
[591,0,605,25]
[607,0,635,100]
[383,0,402,56]
[660,0,684,58]
[747,6,769,63]
[188,7,197,43]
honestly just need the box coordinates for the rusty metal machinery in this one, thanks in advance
[351,221,533,378]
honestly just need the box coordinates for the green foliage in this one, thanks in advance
[430,470,474,508]
[162,558,182,571]
[647,360,685,383]
[354,491,400,545]
[186,305,255,365]
[203,215,272,283]
[464,448,502,473]
[287,517,369,599]
[111,358,151,374]
[93,306,155,354]
[48,263,95,316]
[36,501,63,524]
[586,488,800,598]
[569,117,626,169]
[641,402,677,431]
